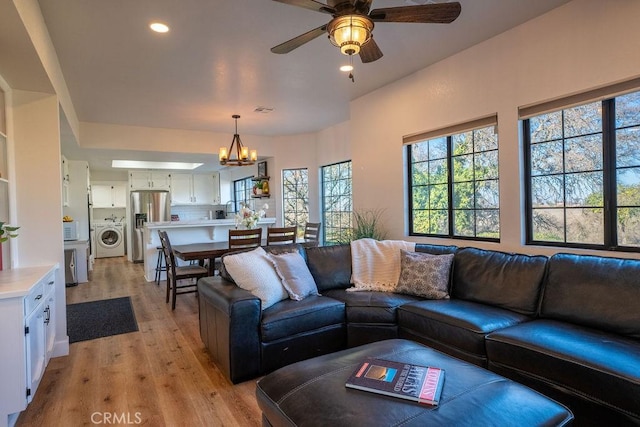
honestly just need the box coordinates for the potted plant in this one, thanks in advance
[0,222,19,270]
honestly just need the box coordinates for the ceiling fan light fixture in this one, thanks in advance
[328,15,373,56]
[219,115,256,167]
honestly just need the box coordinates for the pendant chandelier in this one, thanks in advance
[219,115,257,166]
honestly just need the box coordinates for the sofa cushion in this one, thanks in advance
[395,251,453,299]
[541,253,640,339]
[222,247,288,310]
[306,245,352,291]
[415,243,458,255]
[260,296,345,343]
[486,319,640,421]
[219,243,305,282]
[324,289,422,324]
[398,300,531,365]
[452,247,547,316]
[268,251,319,301]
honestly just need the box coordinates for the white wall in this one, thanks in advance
[346,0,640,259]
[12,89,68,356]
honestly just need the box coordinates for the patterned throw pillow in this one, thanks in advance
[395,250,454,299]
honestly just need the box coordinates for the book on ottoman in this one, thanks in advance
[345,358,445,406]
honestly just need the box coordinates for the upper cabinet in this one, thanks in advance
[170,172,220,205]
[92,183,127,208]
[0,89,8,226]
[61,156,69,207]
[129,171,171,190]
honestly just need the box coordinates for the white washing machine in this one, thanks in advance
[94,222,125,258]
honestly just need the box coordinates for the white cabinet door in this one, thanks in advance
[170,173,193,205]
[211,172,220,204]
[92,184,113,207]
[150,172,171,190]
[129,171,151,189]
[192,174,215,205]
[25,305,46,404]
[112,184,127,207]
[43,273,56,364]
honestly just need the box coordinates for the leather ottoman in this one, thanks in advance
[256,339,573,427]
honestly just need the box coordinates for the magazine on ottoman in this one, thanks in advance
[346,358,445,406]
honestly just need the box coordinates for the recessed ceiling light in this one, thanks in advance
[340,65,354,72]
[112,160,202,170]
[149,22,169,33]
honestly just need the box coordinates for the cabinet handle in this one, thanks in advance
[48,281,54,285]
[35,294,43,300]
[44,306,51,324]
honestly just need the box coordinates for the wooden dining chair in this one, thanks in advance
[303,222,321,243]
[158,230,209,310]
[266,226,297,245]
[228,228,263,250]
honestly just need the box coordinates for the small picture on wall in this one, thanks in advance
[258,161,267,177]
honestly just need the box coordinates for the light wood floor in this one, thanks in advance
[16,256,262,427]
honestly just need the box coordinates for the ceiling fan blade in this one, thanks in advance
[271,24,328,54]
[359,38,383,63]
[272,0,335,14]
[369,2,461,23]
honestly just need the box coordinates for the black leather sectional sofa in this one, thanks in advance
[197,243,640,426]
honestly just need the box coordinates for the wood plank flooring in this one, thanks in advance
[16,256,262,427]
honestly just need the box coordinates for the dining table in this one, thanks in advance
[172,241,239,276]
[172,239,317,276]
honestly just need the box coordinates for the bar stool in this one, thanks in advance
[154,246,166,286]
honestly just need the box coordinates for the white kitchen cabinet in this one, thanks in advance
[61,156,70,207]
[170,173,219,205]
[92,183,127,208]
[129,171,171,190]
[0,266,57,427]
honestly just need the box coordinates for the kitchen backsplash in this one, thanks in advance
[171,201,275,222]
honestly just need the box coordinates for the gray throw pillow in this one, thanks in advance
[395,250,453,299]
[268,251,320,301]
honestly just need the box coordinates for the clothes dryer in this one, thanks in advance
[95,222,125,258]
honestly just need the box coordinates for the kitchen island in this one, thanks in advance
[142,218,276,282]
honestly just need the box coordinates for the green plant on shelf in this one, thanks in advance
[0,222,19,243]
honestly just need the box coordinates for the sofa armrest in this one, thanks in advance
[197,276,261,384]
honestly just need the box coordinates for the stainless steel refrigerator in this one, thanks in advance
[130,190,170,262]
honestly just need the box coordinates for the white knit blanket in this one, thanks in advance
[349,238,416,292]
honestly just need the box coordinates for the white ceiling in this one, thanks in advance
[21,0,572,171]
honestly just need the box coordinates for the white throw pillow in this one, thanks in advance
[223,247,288,310]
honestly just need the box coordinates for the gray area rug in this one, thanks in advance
[67,296,138,343]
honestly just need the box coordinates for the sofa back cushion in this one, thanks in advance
[452,247,547,316]
[541,253,640,338]
[306,245,352,292]
[415,243,458,255]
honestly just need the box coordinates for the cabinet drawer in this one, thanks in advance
[24,281,45,316]
[43,272,56,295]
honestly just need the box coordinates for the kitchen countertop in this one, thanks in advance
[144,218,275,229]
[0,265,58,299]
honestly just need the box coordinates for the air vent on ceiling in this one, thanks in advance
[254,106,274,114]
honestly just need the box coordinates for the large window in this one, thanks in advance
[233,176,253,213]
[524,89,640,250]
[322,161,352,244]
[282,168,309,233]
[407,120,500,241]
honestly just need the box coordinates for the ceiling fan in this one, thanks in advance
[271,0,462,64]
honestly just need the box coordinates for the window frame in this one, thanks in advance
[523,93,640,252]
[321,160,352,245]
[281,168,309,233]
[232,176,253,213]
[406,122,500,242]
